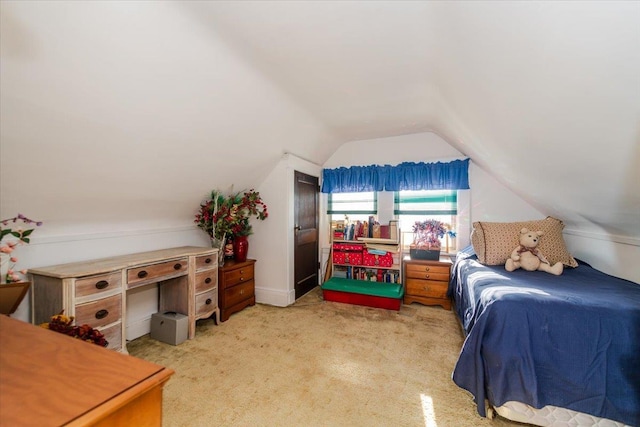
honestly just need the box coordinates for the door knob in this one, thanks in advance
[294,225,301,231]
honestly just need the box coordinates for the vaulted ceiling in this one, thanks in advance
[1,1,638,239]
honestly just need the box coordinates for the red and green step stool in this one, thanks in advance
[320,277,404,311]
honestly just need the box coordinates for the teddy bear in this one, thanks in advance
[505,228,563,275]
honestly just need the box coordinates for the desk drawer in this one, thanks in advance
[195,253,217,271]
[222,264,254,287]
[195,289,218,317]
[99,322,122,351]
[76,272,122,298]
[75,294,122,328]
[224,280,254,308]
[127,258,188,287]
[195,269,217,293]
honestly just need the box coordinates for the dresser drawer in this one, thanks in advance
[195,253,217,271]
[75,294,122,328]
[195,269,217,293]
[224,280,254,308]
[99,322,123,351]
[127,258,188,287]
[222,264,254,287]
[75,272,122,299]
[195,289,218,317]
[405,279,448,299]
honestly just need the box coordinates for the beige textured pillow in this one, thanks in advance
[471,217,578,268]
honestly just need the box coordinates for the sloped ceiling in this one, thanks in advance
[1,1,639,239]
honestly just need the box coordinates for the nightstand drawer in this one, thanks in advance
[222,264,254,287]
[75,294,122,328]
[75,272,122,298]
[195,289,218,317]
[195,269,217,293]
[195,253,217,271]
[224,280,254,308]
[405,263,450,277]
[405,270,449,282]
[405,279,448,299]
[127,258,188,287]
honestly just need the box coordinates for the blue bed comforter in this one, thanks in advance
[449,250,640,426]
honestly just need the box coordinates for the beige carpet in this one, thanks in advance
[128,287,522,427]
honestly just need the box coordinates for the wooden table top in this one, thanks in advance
[0,315,173,426]
[28,246,214,278]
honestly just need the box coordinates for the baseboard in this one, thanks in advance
[126,316,151,341]
[255,286,291,307]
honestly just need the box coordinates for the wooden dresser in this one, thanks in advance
[29,246,219,352]
[218,259,256,322]
[403,256,453,310]
[0,315,173,427]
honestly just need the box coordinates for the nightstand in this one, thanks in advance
[403,256,452,310]
[218,259,256,322]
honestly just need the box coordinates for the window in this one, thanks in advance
[394,190,458,251]
[325,190,463,252]
[327,192,377,223]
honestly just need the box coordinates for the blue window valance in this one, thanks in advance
[321,158,470,193]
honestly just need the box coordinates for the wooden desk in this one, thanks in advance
[30,246,219,352]
[0,315,173,427]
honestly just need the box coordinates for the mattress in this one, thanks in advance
[449,251,640,426]
[493,401,631,427]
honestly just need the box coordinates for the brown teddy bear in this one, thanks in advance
[505,228,563,275]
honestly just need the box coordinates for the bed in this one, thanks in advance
[449,245,640,427]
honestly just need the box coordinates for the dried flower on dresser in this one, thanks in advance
[412,219,456,249]
[41,311,108,347]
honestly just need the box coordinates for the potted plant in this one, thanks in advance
[1,213,43,283]
[1,214,43,315]
[194,189,268,264]
[409,219,455,260]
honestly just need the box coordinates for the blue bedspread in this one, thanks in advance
[449,250,640,426]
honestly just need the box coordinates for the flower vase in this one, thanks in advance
[233,235,249,263]
[0,253,8,284]
[211,237,226,267]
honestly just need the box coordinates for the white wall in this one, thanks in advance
[320,132,640,284]
[251,153,322,307]
[322,131,544,246]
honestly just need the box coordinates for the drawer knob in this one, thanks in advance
[95,280,109,290]
[137,270,148,279]
[240,289,244,295]
[205,298,212,305]
[174,263,182,270]
[424,274,430,279]
[205,258,212,264]
[205,277,212,284]
[239,277,244,281]
[424,267,430,271]
[95,309,109,319]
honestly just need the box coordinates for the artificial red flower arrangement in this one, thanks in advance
[40,311,108,347]
[194,189,268,242]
